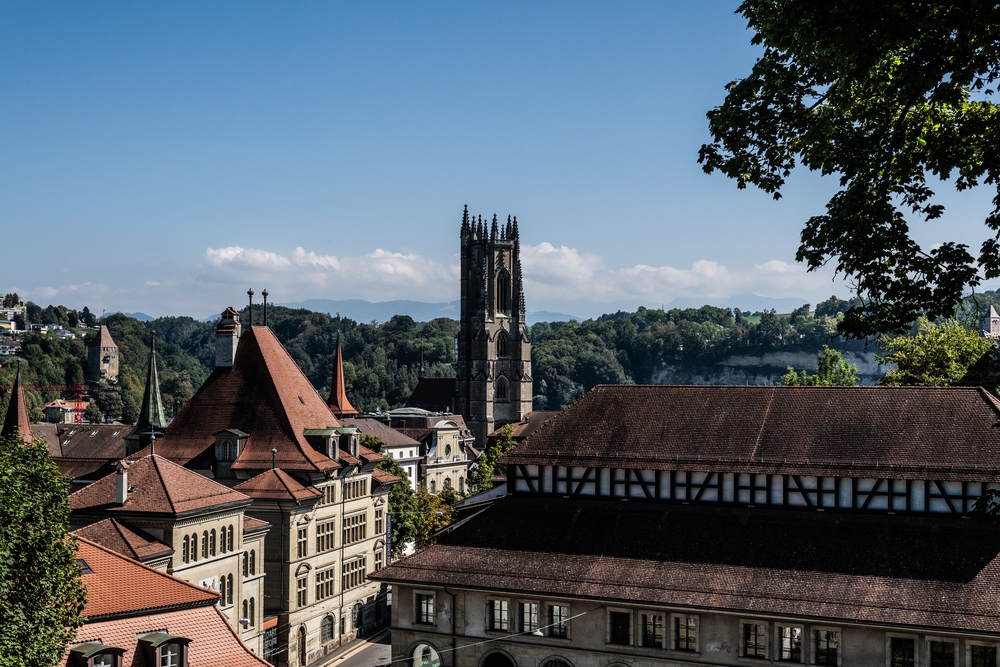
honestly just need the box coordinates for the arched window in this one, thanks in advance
[495,377,509,401]
[201,532,208,559]
[298,627,307,667]
[227,574,233,605]
[242,600,248,619]
[321,616,335,643]
[483,652,516,667]
[444,478,452,490]
[243,552,248,578]
[459,477,465,494]
[182,536,189,563]
[219,576,226,607]
[495,331,509,358]
[249,549,256,575]
[496,270,511,315]
[209,529,217,557]
[429,479,436,494]
[541,660,573,667]
[227,525,234,552]
[353,602,363,629]
[249,597,255,627]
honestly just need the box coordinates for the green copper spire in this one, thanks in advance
[126,331,167,452]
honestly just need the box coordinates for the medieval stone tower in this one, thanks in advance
[456,205,533,446]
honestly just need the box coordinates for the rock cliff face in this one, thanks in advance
[651,350,889,386]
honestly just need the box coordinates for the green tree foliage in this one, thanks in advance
[878,319,998,389]
[95,391,124,422]
[1,293,19,308]
[699,1,1000,338]
[84,401,104,424]
[412,486,453,550]
[468,424,517,494]
[361,434,417,556]
[782,345,859,386]
[0,433,86,666]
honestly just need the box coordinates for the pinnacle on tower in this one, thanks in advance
[512,215,519,240]
[491,214,499,241]
[327,333,358,418]
[126,331,168,451]
[506,215,512,240]
[477,216,484,239]
[461,204,470,237]
[1,363,33,443]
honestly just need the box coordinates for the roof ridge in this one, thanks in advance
[150,456,178,514]
[210,605,272,666]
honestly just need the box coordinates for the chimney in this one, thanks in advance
[215,307,242,369]
[114,462,128,505]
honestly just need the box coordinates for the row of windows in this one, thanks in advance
[218,574,234,606]
[343,513,367,546]
[343,556,367,592]
[415,594,569,639]
[316,520,336,553]
[316,568,336,601]
[242,550,257,577]
[241,597,256,627]
[70,635,188,667]
[428,477,466,494]
[180,524,236,564]
[293,553,381,609]
[344,479,368,501]
[319,484,336,505]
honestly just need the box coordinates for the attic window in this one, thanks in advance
[90,431,98,437]
[76,559,93,575]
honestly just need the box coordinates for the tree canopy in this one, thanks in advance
[362,434,417,556]
[0,433,86,666]
[700,1,1000,338]
[781,345,859,386]
[468,424,517,494]
[878,318,999,389]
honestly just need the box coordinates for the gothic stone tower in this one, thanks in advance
[456,205,533,447]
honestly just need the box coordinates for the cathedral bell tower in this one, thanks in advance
[456,205,533,447]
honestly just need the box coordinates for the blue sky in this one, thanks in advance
[2,2,996,318]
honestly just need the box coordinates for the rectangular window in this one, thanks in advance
[315,568,335,601]
[296,577,307,608]
[930,641,955,667]
[296,528,308,559]
[416,593,434,624]
[320,484,336,505]
[519,602,539,633]
[609,610,631,646]
[342,513,367,546]
[891,638,915,667]
[674,615,698,651]
[815,630,839,666]
[316,519,336,553]
[375,508,384,536]
[488,599,509,632]
[548,604,569,639]
[973,646,998,667]
[743,623,768,659]
[344,478,369,500]
[640,612,664,648]
[374,550,383,572]
[779,626,803,662]
[341,556,366,591]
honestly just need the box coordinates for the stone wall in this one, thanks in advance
[651,350,889,386]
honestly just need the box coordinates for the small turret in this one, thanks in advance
[327,334,358,419]
[125,332,168,454]
[461,204,470,238]
[491,214,499,241]
[1,364,32,443]
[215,307,242,368]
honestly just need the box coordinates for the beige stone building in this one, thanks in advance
[87,325,119,383]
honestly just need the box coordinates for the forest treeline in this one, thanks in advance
[6,291,1000,421]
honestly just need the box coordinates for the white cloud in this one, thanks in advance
[145,281,161,287]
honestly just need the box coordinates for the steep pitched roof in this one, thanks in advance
[406,377,456,412]
[157,326,342,471]
[73,518,173,562]
[89,325,117,349]
[507,385,1000,481]
[234,468,323,502]
[74,536,216,619]
[127,333,167,440]
[327,336,358,418]
[1,365,32,442]
[492,410,559,440]
[70,455,250,517]
[35,423,129,460]
[374,495,1000,634]
[342,418,420,447]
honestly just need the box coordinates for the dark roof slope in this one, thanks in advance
[342,418,421,447]
[70,455,250,517]
[406,377,456,412]
[375,494,1000,633]
[157,327,342,472]
[34,424,129,460]
[492,410,560,440]
[507,385,1000,480]
[73,518,173,562]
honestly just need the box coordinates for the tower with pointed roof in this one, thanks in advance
[1,364,33,442]
[87,325,119,382]
[983,305,1000,339]
[125,333,167,454]
[457,205,533,446]
[327,334,358,418]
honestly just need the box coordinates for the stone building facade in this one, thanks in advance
[376,385,1000,667]
[87,325,119,383]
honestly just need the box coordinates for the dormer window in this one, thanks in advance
[213,429,249,462]
[69,642,125,667]
[138,632,190,667]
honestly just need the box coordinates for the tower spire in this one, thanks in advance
[327,333,358,418]
[461,205,470,237]
[126,331,167,453]
[491,214,498,241]
[1,362,33,443]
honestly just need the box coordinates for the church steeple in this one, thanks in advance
[1,364,33,443]
[126,332,167,453]
[327,334,358,418]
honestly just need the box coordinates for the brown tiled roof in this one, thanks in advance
[34,423,129,460]
[1,366,32,442]
[406,377,456,412]
[55,458,119,482]
[73,536,217,619]
[89,325,117,349]
[396,427,433,444]
[342,418,421,447]
[507,385,1000,481]
[62,605,270,667]
[234,468,323,502]
[372,468,401,486]
[327,338,358,418]
[157,327,342,472]
[493,410,559,440]
[374,495,1000,633]
[73,518,173,562]
[70,455,251,517]
[243,515,270,532]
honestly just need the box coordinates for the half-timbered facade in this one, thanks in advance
[375,385,1000,667]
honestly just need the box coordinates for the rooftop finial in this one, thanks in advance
[512,215,519,240]
[271,447,277,470]
[247,288,254,328]
[491,214,498,241]
[262,289,268,328]
[461,204,470,237]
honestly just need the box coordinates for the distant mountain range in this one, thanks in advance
[119,311,154,322]
[278,299,583,324]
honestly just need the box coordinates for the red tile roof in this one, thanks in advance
[73,518,173,562]
[234,468,323,502]
[89,325,118,349]
[507,385,1000,481]
[243,515,270,532]
[372,468,401,486]
[1,367,32,443]
[63,604,268,667]
[74,536,217,619]
[374,495,1000,633]
[70,455,250,517]
[157,327,343,472]
[34,423,129,460]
